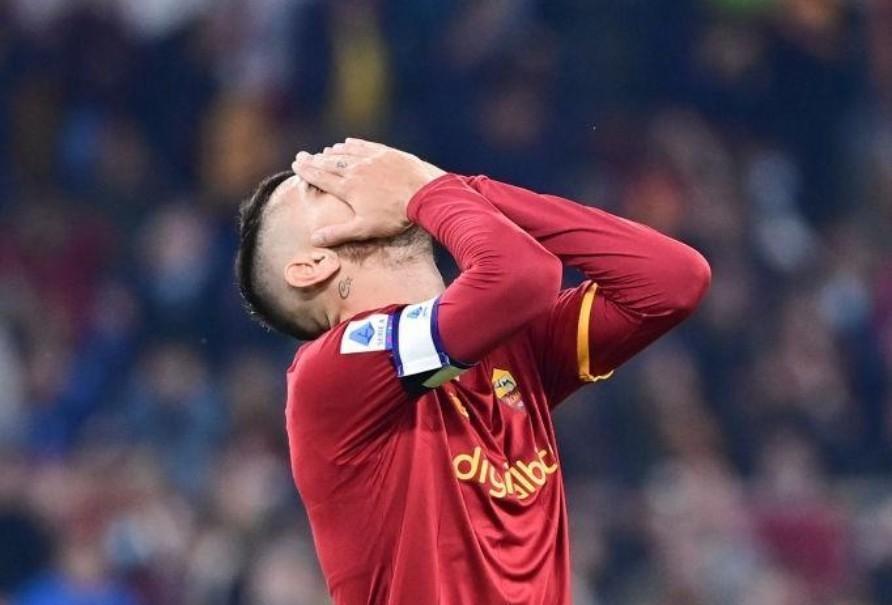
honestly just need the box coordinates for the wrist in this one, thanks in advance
[406,173,458,222]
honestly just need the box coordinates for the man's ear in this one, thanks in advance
[284,250,340,289]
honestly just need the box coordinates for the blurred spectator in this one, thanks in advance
[118,342,224,495]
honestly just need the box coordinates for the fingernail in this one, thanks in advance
[310,233,325,247]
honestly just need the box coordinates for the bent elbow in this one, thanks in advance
[513,251,563,318]
[670,247,711,316]
[537,254,564,301]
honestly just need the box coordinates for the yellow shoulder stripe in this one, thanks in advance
[576,282,614,383]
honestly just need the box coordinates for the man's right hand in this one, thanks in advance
[292,139,446,248]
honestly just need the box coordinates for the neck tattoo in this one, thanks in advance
[338,277,352,300]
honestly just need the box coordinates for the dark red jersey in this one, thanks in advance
[285,175,711,604]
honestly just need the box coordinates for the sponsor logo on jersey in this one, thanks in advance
[453,446,559,501]
[492,368,524,410]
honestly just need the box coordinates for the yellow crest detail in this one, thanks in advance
[447,392,470,419]
[491,368,523,409]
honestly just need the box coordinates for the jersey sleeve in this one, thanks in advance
[526,281,613,407]
[464,175,711,409]
[529,277,703,407]
[286,329,411,488]
[403,174,562,384]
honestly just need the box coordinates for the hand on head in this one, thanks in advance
[292,139,445,248]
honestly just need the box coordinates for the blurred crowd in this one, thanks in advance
[0,0,891,603]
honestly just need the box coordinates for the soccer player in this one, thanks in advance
[235,139,710,604]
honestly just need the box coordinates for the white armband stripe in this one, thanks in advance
[394,297,444,377]
[387,297,470,387]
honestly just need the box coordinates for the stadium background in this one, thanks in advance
[1,0,891,603]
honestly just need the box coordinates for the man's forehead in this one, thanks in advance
[267,174,303,214]
[262,175,308,249]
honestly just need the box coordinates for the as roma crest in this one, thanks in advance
[492,368,525,411]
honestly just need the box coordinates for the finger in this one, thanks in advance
[294,151,357,171]
[292,154,350,177]
[335,144,376,158]
[300,153,353,176]
[293,150,312,165]
[292,151,319,174]
[317,145,361,156]
[329,142,364,155]
[310,217,372,247]
[342,138,385,155]
[345,137,385,148]
[321,145,364,158]
[291,150,311,175]
[293,162,346,196]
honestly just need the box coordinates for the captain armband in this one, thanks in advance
[392,297,470,389]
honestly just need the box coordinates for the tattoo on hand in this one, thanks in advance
[338,277,352,300]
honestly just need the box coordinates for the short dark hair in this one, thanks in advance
[235,170,311,340]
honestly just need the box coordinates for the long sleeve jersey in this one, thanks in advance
[285,174,710,605]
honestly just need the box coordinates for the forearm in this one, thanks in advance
[408,175,562,363]
[463,175,711,320]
